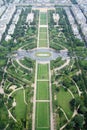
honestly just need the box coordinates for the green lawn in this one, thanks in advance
[40,13,47,19]
[51,57,66,69]
[35,52,51,57]
[36,128,50,130]
[37,64,49,79]
[36,102,50,129]
[39,32,47,39]
[39,29,48,46]
[56,109,67,128]
[69,85,79,98]
[36,81,49,100]
[39,39,48,47]
[12,89,26,119]
[40,19,47,25]
[40,13,47,25]
[57,87,73,118]
[0,106,8,125]
[40,27,47,32]
[0,59,7,67]
[20,57,33,68]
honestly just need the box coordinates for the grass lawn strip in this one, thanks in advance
[57,87,73,118]
[40,20,47,25]
[35,52,51,57]
[12,89,27,119]
[40,13,47,25]
[40,13,47,19]
[39,32,47,39]
[36,128,50,130]
[39,39,48,47]
[57,109,67,128]
[37,64,49,79]
[35,11,50,130]
[40,27,47,32]
[36,102,50,128]
[36,81,49,100]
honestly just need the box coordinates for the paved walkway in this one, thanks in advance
[36,100,50,102]
[49,62,54,130]
[23,89,28,105]
[16,59,32,71]
[32,61,37,130]
[71,78,82,96]
[60,108,78,130]
[60,107,69,121]
[8,109,17,122]
[0,58,10,90]
[8,87,23,98]
[54,58,70,72]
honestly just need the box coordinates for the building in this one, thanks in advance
[53,13,60,25]
[0,6,6,17]
[26,13,34,24]
[0,0,4,6]
[65,7,82,40]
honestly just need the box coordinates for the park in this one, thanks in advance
[0,2,87,130]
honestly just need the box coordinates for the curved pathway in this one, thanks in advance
[23,89,28,105]
[5,103,17,122]
[8,86,23,98]
[60,108,78,130]
[54,58,70,72]
[0,58,10,89]
[58,81,80,130]
[6,86,28,123]
[52,52,81,130]
[7,109,17,122]
[16,59,32,71]
[60,107,69,121]
[18,35,36,50]
[70,78,82,96]
[63,86,74,99]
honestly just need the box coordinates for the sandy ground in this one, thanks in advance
[9,85,17,91]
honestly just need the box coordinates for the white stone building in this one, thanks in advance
[26,13,34,24]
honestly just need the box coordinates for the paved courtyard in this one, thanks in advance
[13,48,69,62]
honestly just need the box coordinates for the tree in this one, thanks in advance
[84,112,87,129]
[65,121,75,129]
[73,114,84,129]
[8,119,23,130]
[0,120,6,129]
[78,105,87,114]
[0,94,4,107]
[69,98,76,110]
[62,77,71,88]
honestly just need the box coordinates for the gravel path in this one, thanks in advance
[54,58,70,72]
[16,59,32,71]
